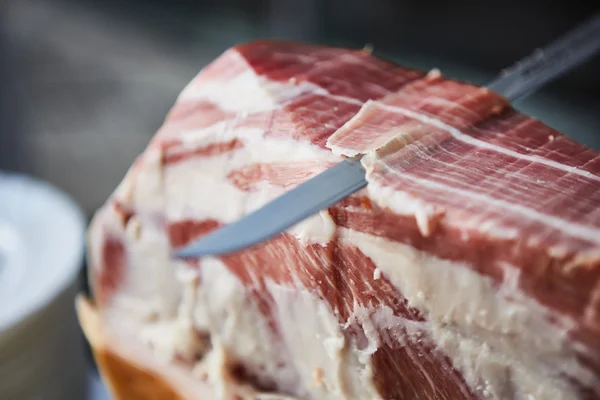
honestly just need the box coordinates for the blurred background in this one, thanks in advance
[0,0,598,398]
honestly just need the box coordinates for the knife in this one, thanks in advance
[175,13,600,259]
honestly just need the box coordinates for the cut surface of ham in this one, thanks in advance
[81,39,600,400]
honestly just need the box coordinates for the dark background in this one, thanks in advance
[0,1,598,396]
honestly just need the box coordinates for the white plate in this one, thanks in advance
[0,171,86,332]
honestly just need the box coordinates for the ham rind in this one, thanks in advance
[84,39,600,400]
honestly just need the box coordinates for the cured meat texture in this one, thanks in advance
[83,39,600,400]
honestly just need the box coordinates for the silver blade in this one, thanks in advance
[487,13,600,101]
[175,14,600,259]
[175,158,367,258]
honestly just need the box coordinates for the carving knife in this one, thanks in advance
[175,13,600,259]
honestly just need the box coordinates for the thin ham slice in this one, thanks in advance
[82,39,600,400]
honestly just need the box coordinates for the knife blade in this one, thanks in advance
[175,13,600,259]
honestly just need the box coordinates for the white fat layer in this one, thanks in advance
[178,70,325,113]
[119,214,181,319]
[89,206,181,328]
[362,164,522,239]
[114,149,166,215]
[193,257,300,393]
[163,131,339,232]
[341,228,597,399]
[288,210,337,246]
[265,280,382,399]
[360,154,443,218]
[176,122,340,163]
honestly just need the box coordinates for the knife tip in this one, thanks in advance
[172,246,199,259]
[171,235,245,259]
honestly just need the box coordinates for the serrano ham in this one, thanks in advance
[77,39,600,400]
